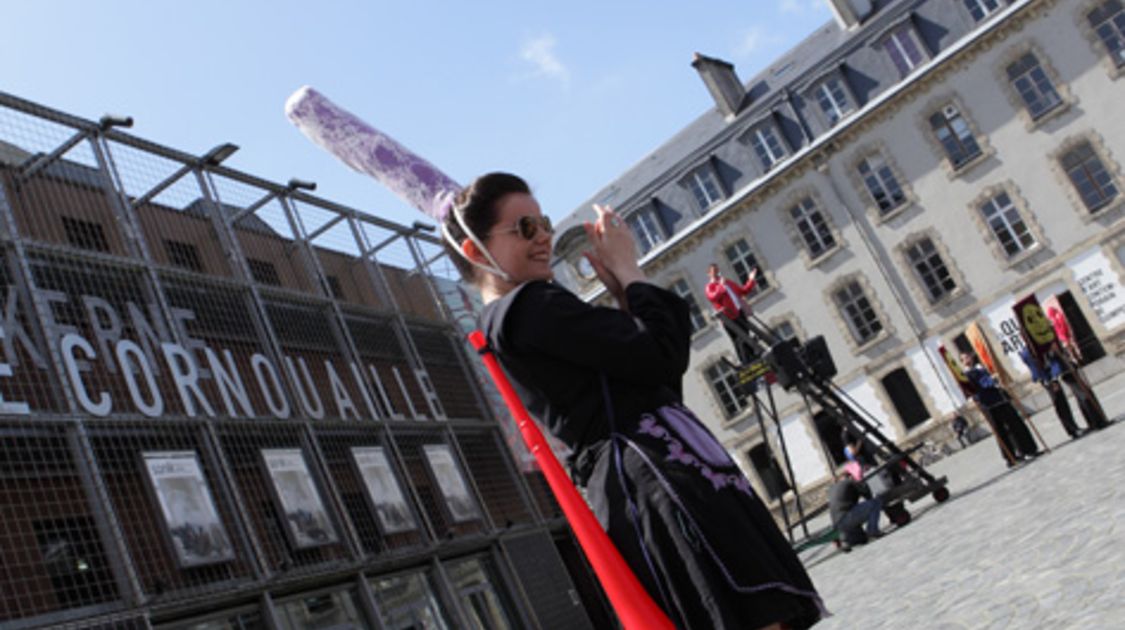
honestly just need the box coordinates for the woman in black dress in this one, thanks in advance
[441,172,824,629]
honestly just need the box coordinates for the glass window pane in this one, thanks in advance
[371,572,452,630]
[447,558,515,630]
[275,589,365,630]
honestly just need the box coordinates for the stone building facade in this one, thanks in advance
[552,0,1125,505]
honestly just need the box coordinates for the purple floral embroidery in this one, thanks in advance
[638,407,755,496]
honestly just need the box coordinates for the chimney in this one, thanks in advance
[826,0,873,30]
[691,53,747,118]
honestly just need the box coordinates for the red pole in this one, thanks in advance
[468,331,675,630]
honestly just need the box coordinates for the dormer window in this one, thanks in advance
[744,121,789,171]
[684,164,725,211]
[883,24,927,76]
[964,0,1002,22]
[813,76,854,126]
[626,207,666,255]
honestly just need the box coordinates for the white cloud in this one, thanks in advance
[737,26,766,56]
[735,26,784,59]
[519,34,570,85]
[780,0,826,14]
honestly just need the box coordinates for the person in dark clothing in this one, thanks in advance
[1019,345,1084,439]
[443,173,824,629]
[951,416,972,448]
[1061,367,1110,431]
[961,353,1039,464]
[828,476,883,552]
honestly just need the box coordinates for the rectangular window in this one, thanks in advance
[979,192,1036,257]
[1088,0,1125,67]
[883,26,926,75]
[906,237,957,302]
[747,124,788,170]
[246,257,281,286]
[1006,53,1062,119]
[626,209,666,255]
[164,239,203,272]
[815,77,853,125]
[929,105,982,169]
[723,239,769,295]
[61,216,109,252]
[773,319,797,341]
[686,166,724,210]
[705,361,748,418]
[669,279,708,333]
[326,275,345,300]
[834,281,883,344]
[964,0,1002,21]
[789,198,836,258]
[1061,142,1119,211]
[371,572,450,628]
[277,590,365,629]
[857,154,907,214]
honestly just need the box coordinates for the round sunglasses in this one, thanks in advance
[488,215,554,240]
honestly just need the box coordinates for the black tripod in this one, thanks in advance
[718,312,950,544]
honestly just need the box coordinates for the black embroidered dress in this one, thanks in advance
[482,280,824,629]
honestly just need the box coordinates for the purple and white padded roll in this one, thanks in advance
[284,86,461,220]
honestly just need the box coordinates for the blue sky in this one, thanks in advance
[4,0,831,229]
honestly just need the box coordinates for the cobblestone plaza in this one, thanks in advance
[802,376,1125,628]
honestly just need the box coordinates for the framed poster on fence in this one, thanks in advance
[141,450,235,568]
[350,446,418,535]
[422,444,481,524]
[260,448,338,549]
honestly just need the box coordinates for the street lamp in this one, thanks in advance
[200,142,239,166]
[98,114,133,131]
[287,178,317,192]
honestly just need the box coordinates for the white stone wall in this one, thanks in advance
[668,0,1125,493]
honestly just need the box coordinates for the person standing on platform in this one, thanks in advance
[705,263,760,366]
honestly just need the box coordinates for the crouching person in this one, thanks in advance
[828,474,883,552]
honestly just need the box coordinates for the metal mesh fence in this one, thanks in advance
[451,429,534,527]
[523,471,563,521]
[106,139,235,280]
[86,420,254,600]
[0,244,65,412]
[408,324,480,420]
[344,310,433,419]
[312,426,427,555]
[502,531,594,630]
[213,422,351,574]
[390,430,489,539]
[0,91,574,629]
[0,421,120,621]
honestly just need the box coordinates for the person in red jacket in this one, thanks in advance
[705,263,759,365]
